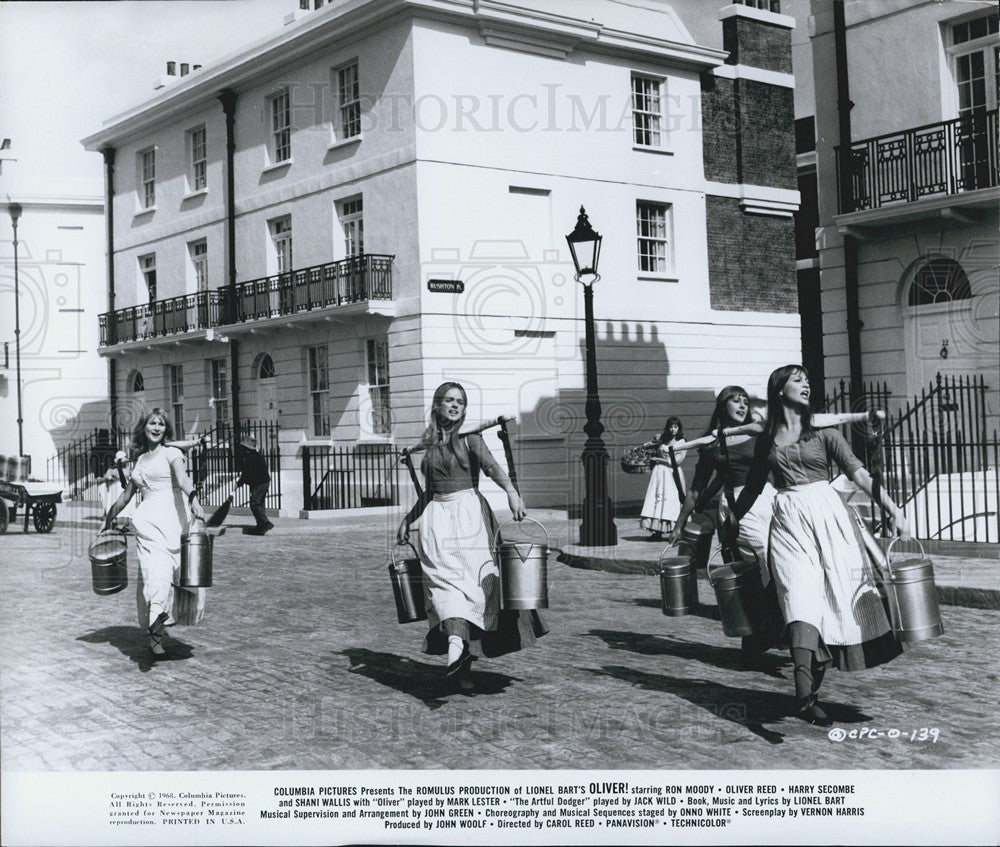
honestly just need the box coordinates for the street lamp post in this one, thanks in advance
[9,202,24,459]
[566,206,617,547]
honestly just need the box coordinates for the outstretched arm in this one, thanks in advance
[671,433,718,451]
[720,421,765,438]
[813,409,885,428]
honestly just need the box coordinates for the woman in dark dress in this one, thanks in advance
[733,366,910,726]
[668,386,781,665]
[397,383,546,690]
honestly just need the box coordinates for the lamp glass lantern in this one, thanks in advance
[565,206,602,279]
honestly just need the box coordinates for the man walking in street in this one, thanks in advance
[236,433,273,534]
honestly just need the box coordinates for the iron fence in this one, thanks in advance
[46,428,123,495]
[48,421,281,510]
[823,373,994,542]
[878,427,999,543]
[301,444,399,510]
[187,421,282,511]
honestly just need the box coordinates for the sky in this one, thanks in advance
[0,0,815,201]
[0,0,301,198]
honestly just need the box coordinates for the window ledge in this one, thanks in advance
[133,205,157,217]
[637,274,679,283]
[327,134,362,152]
[262,159,292,175]
[183,188,208,201]
[633,145,674,156]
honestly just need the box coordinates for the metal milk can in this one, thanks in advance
[884,538,944,643]
[89,528,129,596]
[679,514,715,570]
[495,518,549,610]
[389,542,428,624]
[707,553,767,637]
[178,516,213,588]
[658,552,698,616]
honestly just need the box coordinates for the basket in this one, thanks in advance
[620,444,654,474]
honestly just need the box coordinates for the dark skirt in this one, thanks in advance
[790,620,902,672]
[423,610,549,658]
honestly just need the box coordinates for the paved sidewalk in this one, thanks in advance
[1,503,998,772]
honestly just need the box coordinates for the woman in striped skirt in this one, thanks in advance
[733,366,911,726]
[397,383,547,690]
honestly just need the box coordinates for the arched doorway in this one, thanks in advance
[121,369,147,431]
[902,257,994,397]
[252,353,278,423]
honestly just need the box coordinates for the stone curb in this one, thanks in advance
[554,547,1000,611]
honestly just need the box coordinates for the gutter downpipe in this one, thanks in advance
[219,89,242,442]
[102,148,118,435]
[834,0,865,455]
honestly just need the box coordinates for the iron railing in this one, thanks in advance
[301,444,399,510]
[823,373,994,542]
[99,291,223,346]
[46,427,125,495]
[734,0,780,10]
[98,255,393,346]
[880,426,998,543]
[48,420,281,510]
[821,378,892,422]
[187,420,282,511]
[837,108,999,213]
[220,254,394,324]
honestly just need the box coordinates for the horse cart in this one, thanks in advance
[0,478,63,534]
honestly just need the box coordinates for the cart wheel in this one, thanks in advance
[32,502,57,533]
[0,503,8,534]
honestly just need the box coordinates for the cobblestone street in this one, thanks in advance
[2,507,999,773]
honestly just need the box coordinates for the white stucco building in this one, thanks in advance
[82,0,804,514]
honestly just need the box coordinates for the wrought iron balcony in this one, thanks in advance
[837,109,998,213]
[99,290,223,346]
[219,254,394,324]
